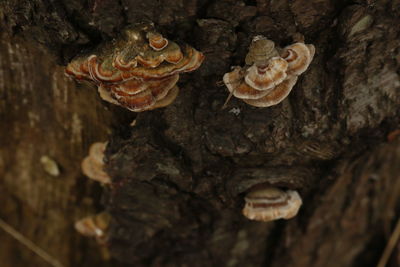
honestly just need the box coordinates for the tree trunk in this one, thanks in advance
[0,0,399,266]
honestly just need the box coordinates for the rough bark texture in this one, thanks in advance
[1,0,399,266]
[0,32,134,266]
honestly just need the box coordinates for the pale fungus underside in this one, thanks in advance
[223,36,315,108]
[77,142,113,251]
[65,24,204,112]
[81,142,110,184]
[242,185,302,222]
[74,212,111,245]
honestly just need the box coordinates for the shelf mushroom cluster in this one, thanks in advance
[223,36,315,107]
[66,24,204,112]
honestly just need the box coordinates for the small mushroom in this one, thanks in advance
[223,35,315,108]
[81,142,111,184]
[242,185,302,222]
[40,155,60,177]
[66,23,204,112]
[75,212,111,244]
[245,35,279,65]
[147,32,169,51]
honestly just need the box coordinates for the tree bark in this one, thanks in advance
[0,0,399,266]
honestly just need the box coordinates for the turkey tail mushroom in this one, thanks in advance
[242,185,302,222]
[66,23,204,112]
[223,36,314,108]
[281,43,315,76]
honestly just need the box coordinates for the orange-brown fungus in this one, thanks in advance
[66,23,204,112]
[223,35,314,108]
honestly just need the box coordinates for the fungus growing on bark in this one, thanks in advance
[40,155,60,177]
[223,36,314,108]
[66,23,204,112]
[74,212,111,244]
[242,185,302,222]
[244,36,279,66]
[281,43,315,76]
[146,32,169,51]
[81,142,110,184]
[242,76,298,107]
[244,57,288,91]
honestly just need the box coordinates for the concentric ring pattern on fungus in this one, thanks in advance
[223,36,314,108]
[66,24,204,112]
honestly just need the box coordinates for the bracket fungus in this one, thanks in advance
[242,185,302,222]
[223,36,315,107]
[40,155,60,176]
[81,142,111,184]
[66,23,204,112]
[75,212,111,244]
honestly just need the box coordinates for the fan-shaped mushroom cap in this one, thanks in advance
[109,74,179,112]
[85,45,203,82]
[147,32,169,51]
[224,68,271,99]
[244,57,288,91]
[243,75,298,107]
[97,84,120,105]
[87,55,121,83]
[135,41,183,68]
[223,67,242,93]
[281,43,315,76]
[65,56,91,81]
[149,85,179,110]
[242,185,302,222]
[81,142,110,184]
